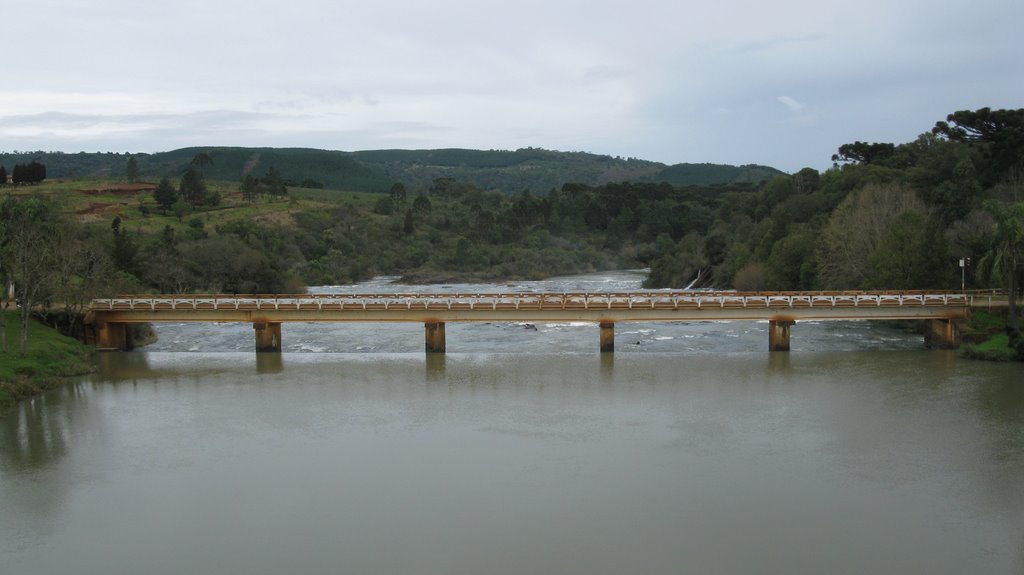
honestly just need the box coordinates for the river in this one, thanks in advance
[2,271,1022,574]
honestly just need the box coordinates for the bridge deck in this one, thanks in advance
[89,291,972,323]
[87,291,984,352]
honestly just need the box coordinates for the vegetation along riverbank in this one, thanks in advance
[0,311,94,413]
[0,106,1021,376]
[960,310,1024,361]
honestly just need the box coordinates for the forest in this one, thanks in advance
[0,107,1022,357]
[0,147,781,194]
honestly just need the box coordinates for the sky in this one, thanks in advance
[2,0,1021,173]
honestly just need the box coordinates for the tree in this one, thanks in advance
[794,168,820,194]
[51,239,119,339]
[11,160,46,183]
[179,166,207,208]
[765,226,816,290]
[413,194,432,213]
[261,167,286,197]
[976,200,1024,319]
[0,165,7,185]
[110,216,139,276]
[816,183,931,289]
[373,195,394,215]
[241,174,258,204]
[389,182,407,209]
[153,177,177,214]
[865,211,952,289]
[933,108,1024,186]
[643,233,709,289]
[126,155,139,182]
[831,142,897,166]
[0,195,67,356]
[733,261,767,291]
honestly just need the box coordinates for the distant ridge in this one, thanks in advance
[0,147,784,193]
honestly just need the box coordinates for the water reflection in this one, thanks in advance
[599,352,615,382]
[3,350,1024,573]
[94,351,158,382]
[424,352,447,382]
[0,384,83,471]
[766,351,792,371]
[255,352,284,374]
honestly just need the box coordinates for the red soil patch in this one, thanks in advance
[79,183,156,195]
[76,202,118,215]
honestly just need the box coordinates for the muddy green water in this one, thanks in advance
[2,272,1023,573]
[2,351,1022,574]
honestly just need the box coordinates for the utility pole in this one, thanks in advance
[959,257,970,292]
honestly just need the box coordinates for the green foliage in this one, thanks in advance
[933,107,1024,186]
[125,155,139,182]
[765,226,816,290]
[976,200,1024,318]
[961,334,1017,361]
[373,195,395,215]
[5,106,1021,297]
[261,166,287,197]
[968,311,1006,332]
[0,311,93,411]
[960,319,1024,362]
[653,163,783,186]
[11,160,47,183]
[179,166,207,208]
[831,141,897,166]
[864,211,952,289]
[1,194,68,355]
[153,177,177,213]
[0,147,780,196]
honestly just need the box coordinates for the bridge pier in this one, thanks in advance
[600,321,615,353]
[768,320,795,352]
[928,319,960,349]
[425,321,446,353]
[95,321,131,351]
[254,321,282,352]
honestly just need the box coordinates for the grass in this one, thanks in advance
[960,311,1021,362]
[0,311,95,412]
[10,177,380,236]
[967,310,1007,332]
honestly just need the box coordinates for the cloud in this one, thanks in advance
[1,0,1022,171]
[777,96,805,113]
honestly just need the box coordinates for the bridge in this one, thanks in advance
[86,290,974,353]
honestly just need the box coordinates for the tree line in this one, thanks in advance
[1,194,124,356]
[647,109,1023,298]
[0,160,47,185]
[1,107,1021,355]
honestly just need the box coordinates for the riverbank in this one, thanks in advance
[0,311,95,413]
[960,310,1023,361]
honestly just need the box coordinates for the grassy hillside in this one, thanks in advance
[1,147,784,194]
[10,171,753,295]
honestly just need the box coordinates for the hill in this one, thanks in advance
[0,147,784,193]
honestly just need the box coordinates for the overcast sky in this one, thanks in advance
[2,0,1021,172]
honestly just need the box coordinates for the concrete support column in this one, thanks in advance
[928,319,960,349]
[425,321,446,353]
[599,321,615,353]
[254,321,282,352]
[768,320,795,352]
[96,321,129,351]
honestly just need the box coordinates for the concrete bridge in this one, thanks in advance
[86,291,974,353]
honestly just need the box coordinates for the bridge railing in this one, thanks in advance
[90,290,974,313]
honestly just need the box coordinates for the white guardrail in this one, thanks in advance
[91,292,972,312]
